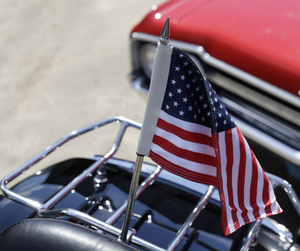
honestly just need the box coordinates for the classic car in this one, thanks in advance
[129,0,300,238]
[129,0,300,169]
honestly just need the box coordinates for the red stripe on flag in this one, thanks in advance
[152,134,217,167]
[237,129,250,224]
[150,150,218,186]
[143,46,282,236]
[262,171,272,215]
[156,118,213,147]
[250,151,260,218]
[213,132,231,236]
[225,129,240,231]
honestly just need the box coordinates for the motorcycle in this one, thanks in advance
[0,19,300,251]
[0,115,299,251]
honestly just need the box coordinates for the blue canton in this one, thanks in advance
[161,47,236,134]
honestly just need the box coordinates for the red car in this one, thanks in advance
[129,0,300,235]
[129,1,299,177]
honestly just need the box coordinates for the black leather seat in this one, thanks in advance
[0,218,138,251]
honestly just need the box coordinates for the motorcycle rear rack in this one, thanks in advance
[1,116,300,251]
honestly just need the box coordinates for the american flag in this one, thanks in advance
[138,45,282,235]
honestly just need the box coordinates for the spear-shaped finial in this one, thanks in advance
[159,17,170,45]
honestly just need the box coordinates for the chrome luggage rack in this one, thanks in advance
[1,116,300,251]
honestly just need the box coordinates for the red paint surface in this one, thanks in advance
[133,0,300,96]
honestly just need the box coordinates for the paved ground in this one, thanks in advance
[0,0,164,180]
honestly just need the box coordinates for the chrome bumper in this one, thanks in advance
[129,32,300,166]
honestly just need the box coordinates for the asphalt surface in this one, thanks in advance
[0,1,165,180]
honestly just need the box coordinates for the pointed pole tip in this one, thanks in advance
[159,17,170,45]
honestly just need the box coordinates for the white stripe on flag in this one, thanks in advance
[151,143,217,177]
[269,183,278,213]
[154,127,216,157]
[160,111,212,137]
[243,135,256,222]
[218,131,235,233]
[231,128,245,226]
[255,158,265,218]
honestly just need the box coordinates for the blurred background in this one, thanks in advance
[0,0,165,179]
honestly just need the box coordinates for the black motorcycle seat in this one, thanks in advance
[0,218,139,251]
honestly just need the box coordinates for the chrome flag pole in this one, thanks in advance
[119,17,171,243]
[125,13,281,238]
[119,154,144,242]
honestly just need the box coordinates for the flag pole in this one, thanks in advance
[159,17,170,45]
[119,154,144,242]
[119,17,170,243]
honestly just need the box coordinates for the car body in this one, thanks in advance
[129,0,300,198]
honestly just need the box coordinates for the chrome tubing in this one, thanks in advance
[240,219,262,251]
[233,117,300,166]
[0,116,141,211]
[221,97,300,166]
[120,154,144,242]
[39,208,166,251]
[267,172,300,217]
[39,208,121,236]
[130,32,300,166]
[167,185,216,251]
[241,172,300,251]
[105,165,162,225]
[130,32,299,108]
